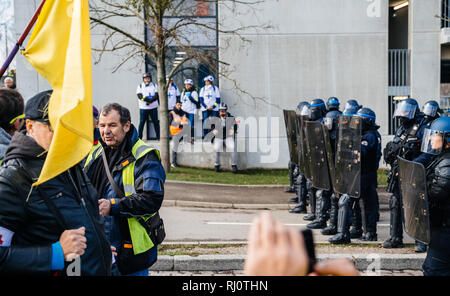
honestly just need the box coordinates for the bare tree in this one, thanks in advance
[89,0,270,172]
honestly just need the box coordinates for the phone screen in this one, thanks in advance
[300,228,316,274]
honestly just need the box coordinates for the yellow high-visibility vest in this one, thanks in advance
[84,139,160,255]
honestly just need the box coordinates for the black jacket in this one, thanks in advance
[209,112,238,140]
[427,151,450,228]
[0,131,112,275]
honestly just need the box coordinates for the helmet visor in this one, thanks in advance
[345,102,358,110]
[420,128,444,155]
[324,117,334,130]
[423,104,438,117]
[393,101,417,119]
[300,105,311,117]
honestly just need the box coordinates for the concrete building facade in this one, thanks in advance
[14,0,443,169]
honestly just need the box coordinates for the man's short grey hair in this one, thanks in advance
[101,103,131,126]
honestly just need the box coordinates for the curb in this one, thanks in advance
[162,200,292,210]
[166,180,287,188]
[162,199,391,210]
[149,254,426,272]
[166,179,388,190]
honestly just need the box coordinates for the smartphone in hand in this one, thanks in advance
[300,228,316,274]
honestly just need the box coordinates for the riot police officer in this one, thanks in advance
[328,109,381,244]
[420,117,450,275]
[383,98,432,249]
[288,102,310,213]
[326,97,340,113]
[320,110,341,235]
[355,108,382,241]
[328,105,364,238]
[304,99,332,227]
[286,101,310,195]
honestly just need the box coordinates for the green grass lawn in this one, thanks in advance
[167,166,290,185]
[167,166,390,186]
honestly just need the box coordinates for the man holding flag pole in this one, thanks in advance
[0,0,113,275]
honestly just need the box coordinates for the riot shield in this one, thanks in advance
[397,156,431,244]
[305,121,331,191]
[295,114,311,179]
[334,116,361,198]
[283,110,299,165]
[323,125,335,190]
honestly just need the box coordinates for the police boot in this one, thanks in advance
[349,199,363,239]
[382,194,404,248]
[414,241,427,253]
[288,173,302,204]
[288,196,299,204]
[291,176,308,213]
[322,194,338,235]
[307,190,328,229]
[284,162,296,193]
[289,204,307,214]
[303,188,316,221]
[329,194,351,244]
[361,232,377,241]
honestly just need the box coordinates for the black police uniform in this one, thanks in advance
[359,127,382,240]
[422,151,450,275]
[383,115,431,248]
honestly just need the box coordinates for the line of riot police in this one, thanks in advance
[283,97,449,259]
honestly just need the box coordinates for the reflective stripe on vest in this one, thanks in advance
[169,111,187,136]
[123,139,160,255]
[84,139,161,255]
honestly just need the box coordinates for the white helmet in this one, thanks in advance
[203,75,214,83]
[184,79,193,85]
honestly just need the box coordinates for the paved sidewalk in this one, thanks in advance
[164,180,390,209]
[149,254,426,274]
[148,269,423,276]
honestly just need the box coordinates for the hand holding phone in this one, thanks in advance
[244,212,310,276]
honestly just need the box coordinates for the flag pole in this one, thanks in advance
[0,0,47,78]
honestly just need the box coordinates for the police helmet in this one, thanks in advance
[309,98,326,120]
[422,100,440,118]
[326,97,340,111]
[393,98,419,120]
[184,79,194,85]
[420,117,450,155]
[299,104,311,118]
[345,99,361,111]
[342,106,358,116]
[296,101,309,116]
[324,110,341,131]
[356,107,378,130]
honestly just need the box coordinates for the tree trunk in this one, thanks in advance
[155,44,170,173]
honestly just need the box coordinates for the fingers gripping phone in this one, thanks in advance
[300,228,317,274]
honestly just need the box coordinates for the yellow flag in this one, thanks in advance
[22,0,93,186]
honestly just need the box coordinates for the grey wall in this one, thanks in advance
[409,0,441,107]
[219,0,389,168]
